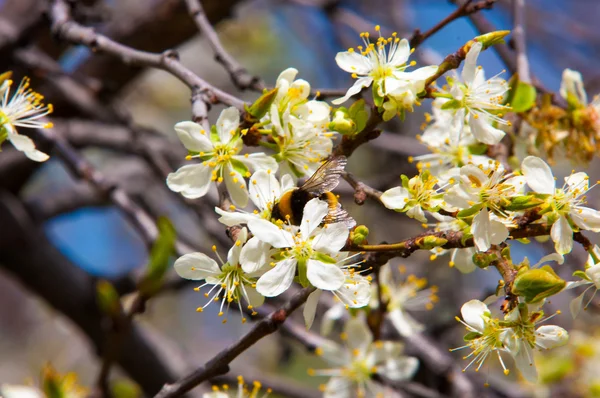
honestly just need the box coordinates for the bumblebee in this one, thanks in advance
[271,155,356,228]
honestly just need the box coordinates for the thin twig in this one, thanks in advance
[512,0,531,83]
[409,0,499,48]
[184,0,264,91]
[49,0,245,111]
[155,287,315,398]
[342,171,383,205]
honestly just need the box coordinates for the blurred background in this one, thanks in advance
[1,0,600,397]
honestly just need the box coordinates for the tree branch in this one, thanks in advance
[512,0,531,83]
[49,0,245,111]
[184,0,264,91]
[155,287,315,398]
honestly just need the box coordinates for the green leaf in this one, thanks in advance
[96,280,121,317]
[372,83,384,108]
[503,195,544,211]
[506,75,537,112]
[138,217,176,297]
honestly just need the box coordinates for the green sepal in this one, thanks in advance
[372,83,384,108]
[313,252,337,264]
[138,217,176,297]
[464,331,483,341]
[349,99,369,133]
[297,258,310,287]
[467,143,488,155]
[503,195,544,211]
[457,203,484,219]
[512,265,566,303]
[329,108,357,136]
[441,99,462,110]
[245,87,279,119]
[400,174,410,189]
[573,270,591,281]
[210,125,219,143]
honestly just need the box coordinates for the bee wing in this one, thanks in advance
[324,202,356,229]
[300,156,347,196]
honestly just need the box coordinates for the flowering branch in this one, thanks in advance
[155,287,315,398]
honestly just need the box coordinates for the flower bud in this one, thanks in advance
[351,225,370,245]
[245,87,279,119]
[512,265,566,303]
[329,109,356,136]
[416,235,448,250]
[473,30,510,50]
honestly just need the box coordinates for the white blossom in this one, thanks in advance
[174,228,264,323]
[166,107,277,206]
[0,76,52,161]
[311,316,418,398]
[333,28,437,106]
[521,156,600,254]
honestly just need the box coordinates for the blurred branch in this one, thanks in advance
[184,0,264,91]
[342,171,383,206]
[155,287,315,398]
[0,190,177,396]
[512,0,530,83]
[409,0,499,48]
[49,0,245,111]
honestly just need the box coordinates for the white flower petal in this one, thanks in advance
[237,153,278,172]
[472,208,492,252]
[560,68,587,105]
[569,291,586,319]
[335,51,372,74]
[389,309,424,337]
[174,121,213,152]
[8,132,50,162]
[227,227,247,266]
[243,285,265,308]
[255,258,297,297]
[280,173,295,192]
[462,42,482,85]
[300,198,329,239]
[344,316,373,352]
[323,377,352,398]
[380,356,419,382]
[521,156,555,194]
[381,186,410,210]
[249,169,280,210]
[306,259,345,291]
[247,218,294,248]
[166,164,212,199]
[240,236,271,274]
[24,148,50,162]
[551,215,573,255]
[216,107,240,144]
[512,342,538,383]
[312,223,349,254]
[332,77,373,105]
[224,164,248,207]
[489,219,509,245]
[451,247,476,274]
[565,172,589,191]
[461,299,488,332]
[303,289,322,330]
[214,207,255,227]
[570,206,600,232]
[389,38,410,66]
[174,253,220,280]
[0,385,45,398]
[321,304,346,336]
[469,113,505,145]
[535,325,569,349]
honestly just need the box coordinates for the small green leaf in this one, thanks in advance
[457,204,484,219]
[373,83,384,108]
[512,266,566,303]
[96,280,121,317]
[474,30,510,49]
[138,217,176,297]
[503,195,544,211]
[464,331,483,341]
[573,270,591,281]
[349,99,369,133]
[506,77,537,113]
[246,88,278,119]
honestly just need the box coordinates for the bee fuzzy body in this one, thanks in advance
[271,156,355,228]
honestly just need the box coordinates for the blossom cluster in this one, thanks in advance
[161,26,600,395]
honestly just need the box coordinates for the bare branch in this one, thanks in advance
[155,287,315,398]
[184,0,264,91]
[49,0,246,111]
